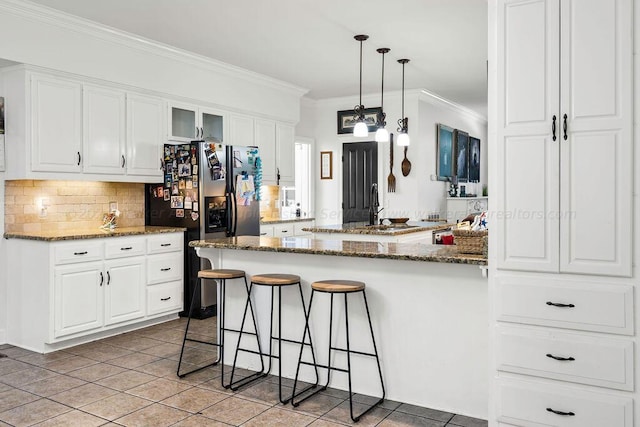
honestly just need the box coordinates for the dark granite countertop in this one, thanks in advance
[189,236,486,266]
[4,226,187,242]
[260,217,315,225]
[304,221,453,236]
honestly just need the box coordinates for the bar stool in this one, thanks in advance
[229,273,318,404]
[177,268,263,388]
[292,279,385,422]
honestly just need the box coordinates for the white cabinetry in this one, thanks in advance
[30,73,83,173]
[490,1,635,425]
[446,197,488,223]
[6,232,184,353]
[83,84,126,174]
[495,0,632,276]
[231,114,295,186]
[1,66,165,182]
[260,220,314,237]
[168,102,226,144]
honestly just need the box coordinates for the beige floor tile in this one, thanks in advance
[95,370,155,391]
[18,374,87,397]
[377,411,446,427]
[176,364,222,386]
[66,363,127,382]
[16,351,74,367]
[395,403,454,423]
[0,359,32,376]
[140,342,182,358]
[125,378,192,401]
[68,345,134,362]
[135,358,180,378]
[145,329,186,344]
[49,383,119,408]
[107,352,159,369]
[0,366,59,387]
[448,414,489,427]
[171,414,230,427]
[41,355,98,373]
[114,403,190,427]
[0,388,40,412]
[81,392,153,421]
[0,383,11,393]
[31,409,107,427]
[160,387,228,413]
[243,406,316,427]
[200,396,270,425]
[321,401,392,426]
[290,391,345,417]
[0,398,70,426]
[0,347,35,359]
[308,419,349,426]
[108,336,162,352]
[238,379,293,405]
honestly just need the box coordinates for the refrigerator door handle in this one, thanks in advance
[232,191,238,236]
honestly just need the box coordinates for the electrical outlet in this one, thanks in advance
[39,198,50,218]
[109,201,118,212]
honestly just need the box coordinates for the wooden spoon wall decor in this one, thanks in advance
[401,146,412,176]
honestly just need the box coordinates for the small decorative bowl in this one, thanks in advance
[388,217,410,224]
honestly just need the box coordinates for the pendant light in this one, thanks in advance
[353,34,369,137]
[374,47,390,143]
[397,58,410,146]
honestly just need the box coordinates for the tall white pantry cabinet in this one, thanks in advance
[490,0,636,426]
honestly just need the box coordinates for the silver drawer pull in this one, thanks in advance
[74,251,88,256]
[120,247,133,251]
[160,296,171,301]
[546,301,575,308]
[161,267,171,272]
[546,353,575,362]
[160,243,171,247]
[546,407,575,417]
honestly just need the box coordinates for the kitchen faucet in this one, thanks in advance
[369,183,383,225]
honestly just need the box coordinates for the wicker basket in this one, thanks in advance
[453,229,488,255]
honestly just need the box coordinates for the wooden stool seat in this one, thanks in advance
[198,269,246,280]
[251,273,301,286]
[311,280,365,293]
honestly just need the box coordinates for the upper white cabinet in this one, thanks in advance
[2,67,166,182]
[495,0,632,277]
[83,84,126,175]
[276,123,295,184]
[233,114,295,186]
[127,93,165,177]
[30,73,83,173]
[168,102,226,143]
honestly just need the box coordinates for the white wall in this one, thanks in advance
[300,90,487,225]
[0,169,5,343]
[0,0,305,123]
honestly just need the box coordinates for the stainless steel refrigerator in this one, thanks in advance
[146,141,261,318]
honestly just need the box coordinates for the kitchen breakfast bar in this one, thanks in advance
[190,236,488,419]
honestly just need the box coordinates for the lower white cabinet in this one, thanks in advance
[260,220,314,237]
[6,232,184,353]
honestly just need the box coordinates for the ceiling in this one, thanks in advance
[28,0,488,114]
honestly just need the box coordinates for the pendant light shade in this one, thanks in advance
[397,58,410,146]
[353,34,369,137]
[375,47,390,143]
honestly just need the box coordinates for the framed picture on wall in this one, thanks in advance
[337,107,381,134]
[454,129,469,182]
[436,124,454,180]
[468,136,480,182]
[320,151,333,179]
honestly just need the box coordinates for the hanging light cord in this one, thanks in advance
[378,48,388,126]
[397,59,409,133]
[353,34,368,120]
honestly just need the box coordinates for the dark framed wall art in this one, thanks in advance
[436,124,454,180]
[454,129,469,182]
[468,136,481,182]
[337,107,381,134]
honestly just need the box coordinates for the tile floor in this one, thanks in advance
[0,317,487,426]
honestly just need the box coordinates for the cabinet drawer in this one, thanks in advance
[147,233,183,254]
[147,254,182,284]
[273,224,293,237]
[147,281,182,315]
[496,377,633,427]
[497,325,633,390]
[496,275,633,335]
[105,237,145,259]
[54,242,103,265]
[294,222,313,236]
[260,225,274,237]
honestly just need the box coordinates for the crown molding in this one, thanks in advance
[0,0,308,98]
[419,89,487,124]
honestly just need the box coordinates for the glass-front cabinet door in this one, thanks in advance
[200,108,225,143]
[168,102,197,142]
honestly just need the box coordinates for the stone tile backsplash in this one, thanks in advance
[4,180,145,233]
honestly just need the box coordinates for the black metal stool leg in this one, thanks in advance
[177,277,201,377]
[290,284,320,405]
